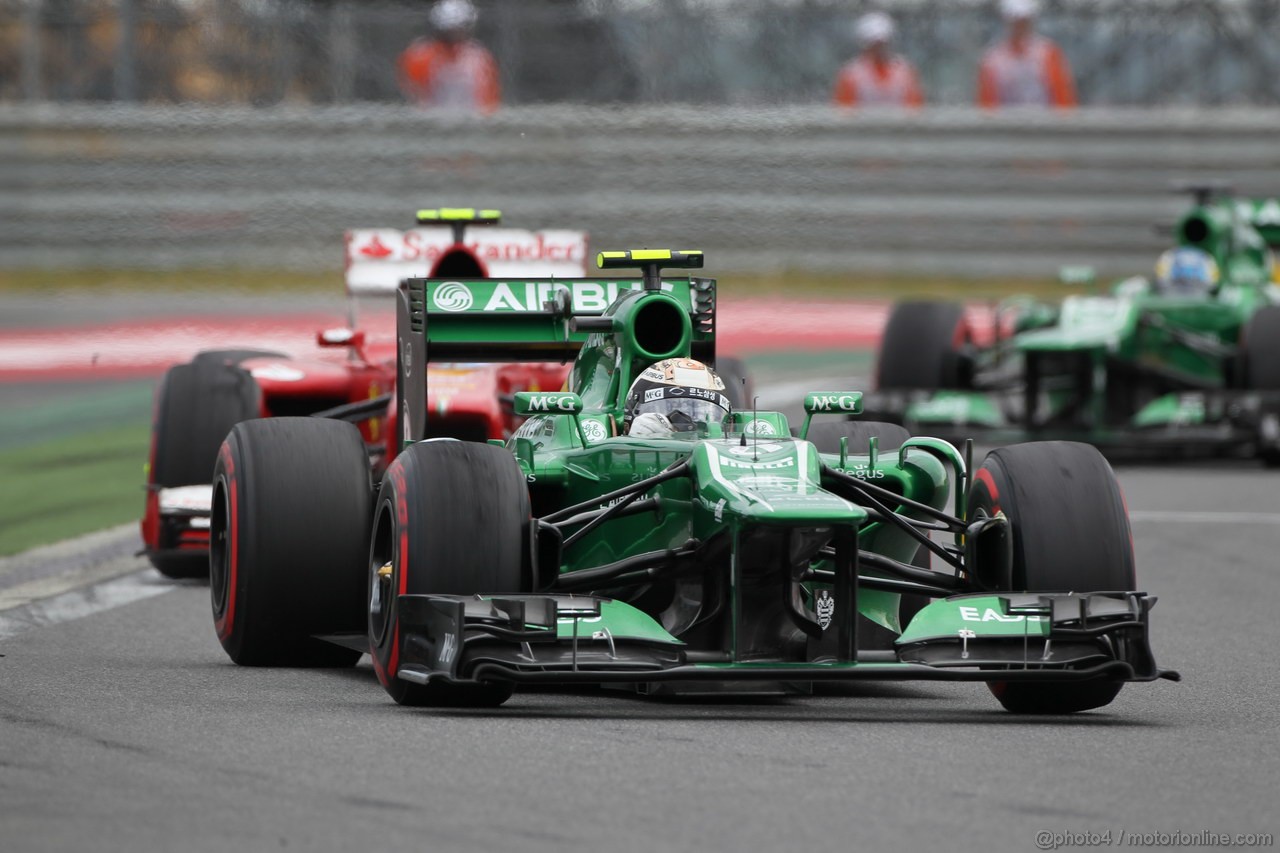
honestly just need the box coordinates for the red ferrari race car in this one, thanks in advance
[141,209,589,578]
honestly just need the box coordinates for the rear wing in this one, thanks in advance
[344,228,589,294]
[395,276,716,442]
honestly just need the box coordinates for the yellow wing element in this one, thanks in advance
[595,249,704,270]
[416,208,502,225]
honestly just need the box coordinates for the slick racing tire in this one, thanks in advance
[716,355,755,411]
[211,418,370,667]
[192,349,287,368]
[876,301,973,390]
[804,421,923,651]
[368,440,530,707]
[147,361,260,579]
[804,421,911,456]
[1240,307,1280,466]
[968,441,1133,714]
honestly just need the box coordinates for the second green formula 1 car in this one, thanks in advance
[866,189,1280,463]
[208,249,1177,715]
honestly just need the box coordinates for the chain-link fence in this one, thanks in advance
[2,0,1278,106]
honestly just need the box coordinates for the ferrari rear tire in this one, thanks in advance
[147,361,260,578]
[969,441,1133,714]
[211,418,371,667]
[876,301,973,390]
[369,440,530,707]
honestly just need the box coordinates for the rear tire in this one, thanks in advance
[968,441,1133,713]
[211,418,371,667]
[876,301,973,390]
[369,440,530,707]
[146,361,260,578]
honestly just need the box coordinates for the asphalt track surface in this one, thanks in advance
[3,374,1280,852]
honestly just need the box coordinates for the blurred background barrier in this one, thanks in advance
[3,0,1279,108]
[4,104,1280,277]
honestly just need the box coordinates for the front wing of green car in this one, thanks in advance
[391,591,1177,689]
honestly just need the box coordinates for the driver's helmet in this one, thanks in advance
[623,358,731,435]
[1155,247,1220,295]
[430,0,477,35]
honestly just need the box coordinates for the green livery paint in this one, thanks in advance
[514,391,583,416]
[1132,393,1208,428]
[897,595,1051,645]
[803,392,863,414]
[426,278,701,315]
[553,599,683,644]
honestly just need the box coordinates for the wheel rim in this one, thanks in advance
[368,503,395,648]
[209,481,230,621]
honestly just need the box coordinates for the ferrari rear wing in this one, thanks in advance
[344,227,589,294]
[395,275,716,441]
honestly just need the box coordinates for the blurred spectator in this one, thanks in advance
[832,12,923,108]
[977,0,1077,109]
[397,0,500,113]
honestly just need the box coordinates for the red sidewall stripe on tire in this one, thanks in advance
[973,467,1000,514]
[214,441,239,642]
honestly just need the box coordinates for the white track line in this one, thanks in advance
[1127,510,1280,525]
[0,524,179,639]
[0,569,172,640]
[0,552,155,611]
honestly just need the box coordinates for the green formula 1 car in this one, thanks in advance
[866,190,1280,463]
[209,250,1177,714]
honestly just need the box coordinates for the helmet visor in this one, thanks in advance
[634,397,729,431]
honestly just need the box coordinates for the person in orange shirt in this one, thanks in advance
[977,0,1077,109]
[398,0,500,113]
[832,12,924,109]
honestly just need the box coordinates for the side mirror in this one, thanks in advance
[513,392,592,447]
[317,328,366,349]
[799,392,863,440]
[513,392,583,416]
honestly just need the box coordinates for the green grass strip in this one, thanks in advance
[0,422,150,557]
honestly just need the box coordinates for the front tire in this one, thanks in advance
[211,418,371,667]
[968,441,1133,713]
[368,440,530,707]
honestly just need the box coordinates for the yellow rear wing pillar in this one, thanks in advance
[597,249,704,291]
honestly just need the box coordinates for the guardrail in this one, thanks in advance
[4,105,1279,277]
